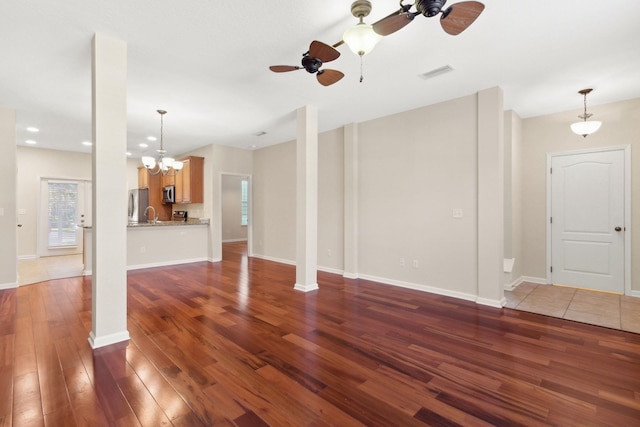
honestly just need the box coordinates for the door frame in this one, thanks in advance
[546,145,632,295]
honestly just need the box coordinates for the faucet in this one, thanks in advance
[144,206,158,224]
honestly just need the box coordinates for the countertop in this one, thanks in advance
[83,219,210,229]
[128,218,210,227]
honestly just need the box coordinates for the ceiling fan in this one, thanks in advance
[269,40,344,86]
[373,0,485,36]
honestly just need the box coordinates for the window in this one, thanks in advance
[240,178,248,226]
[47,181,79,247]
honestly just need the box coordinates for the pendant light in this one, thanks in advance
[570,88,602,138]
[141,110,183,175]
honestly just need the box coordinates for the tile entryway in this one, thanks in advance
[505,282,640,333]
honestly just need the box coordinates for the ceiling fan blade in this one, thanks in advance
[373,12,415,36]
[309,41,340,63]
[440,1,484,35]
[316,69,344,86]
[269,65,301,73]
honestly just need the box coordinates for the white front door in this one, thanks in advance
[550,149,625,293]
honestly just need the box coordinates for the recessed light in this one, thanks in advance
[147,136,157,141]
[25,140,37,145]
[26,127,39,133]
[82,141,93,146]
[139,143,148,148]
[250,144,257,149]
[126,152,132,156]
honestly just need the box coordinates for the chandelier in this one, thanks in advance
[141,110,183,175]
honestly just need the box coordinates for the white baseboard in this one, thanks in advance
[0,280,18,290]
[251,253,295,266]
[477,296,506,308]
[88,330,130,349]
[293,282,319,292]
[629,290,640,298]
[126,257,209,271]
[222,238,248,243]
[342,272,359,279]
[505,276,547,291]
[208,257,222,263]
[358,273,478,303]
[18,254,38,260]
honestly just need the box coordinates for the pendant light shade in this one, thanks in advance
[571,88,602,138]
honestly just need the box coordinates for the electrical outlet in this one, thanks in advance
[327,249,332,257]
[452,208,463,218]
[400,258,405,267]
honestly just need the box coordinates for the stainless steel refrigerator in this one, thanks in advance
[127,188,149,223]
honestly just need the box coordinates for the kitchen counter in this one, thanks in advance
[127,218,210,227]
[83,219,210,274]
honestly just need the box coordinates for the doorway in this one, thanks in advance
[220,173,252,257]
[39,178,91,257]
[546,146,630,294]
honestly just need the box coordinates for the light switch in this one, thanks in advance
[0,208,4,216]
[452,208,463,218]
[18,208,27,215]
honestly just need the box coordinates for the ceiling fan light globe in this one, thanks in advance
[343,23,382,56]
[571,120,601,137]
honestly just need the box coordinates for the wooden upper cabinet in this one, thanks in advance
[137,167,149,189]
[175,156,203,204]
[161,172,175,187]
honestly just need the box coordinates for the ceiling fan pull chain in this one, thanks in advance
[360,55,364,83]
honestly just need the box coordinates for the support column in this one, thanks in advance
[477,86,505,307]
[89,33,130,348]
[294,105,319,292]
[0,107,17,289]
[343,123,359,279]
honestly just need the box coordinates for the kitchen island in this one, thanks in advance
[83,219,210,275]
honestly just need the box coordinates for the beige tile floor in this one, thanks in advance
[18,254,84,286]
[18,257,640,334]
[505,282,640,333]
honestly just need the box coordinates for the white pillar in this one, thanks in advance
[343,123,359,279]
[89,33,130,348]
[477,87,505,307]
[0,107,17,289]
[294,105,319,292]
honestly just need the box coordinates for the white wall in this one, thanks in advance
[521,97,640,291]
[357,94,479,296]
[0,107,17,288]
[16,147,92,257]
[221,174,248,242]
[252,93,485,298]
[317,128,344,272]
[252,140,296,262]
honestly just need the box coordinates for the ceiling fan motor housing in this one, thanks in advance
[416,0,448,17]
[301,56,322,73]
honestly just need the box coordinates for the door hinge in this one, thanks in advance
[550,266,553,273]
[550,167,553,174]
[550,217,553,224]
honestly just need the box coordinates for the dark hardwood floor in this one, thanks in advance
[1,241,640,426]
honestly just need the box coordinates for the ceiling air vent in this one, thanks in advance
[418,65,454,80]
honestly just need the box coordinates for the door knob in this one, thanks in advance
[17,224,22,227]
[615,226,622,232]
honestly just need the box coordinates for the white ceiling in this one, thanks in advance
[2,1,640,157]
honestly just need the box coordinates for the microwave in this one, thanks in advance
[162,185,175,204]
